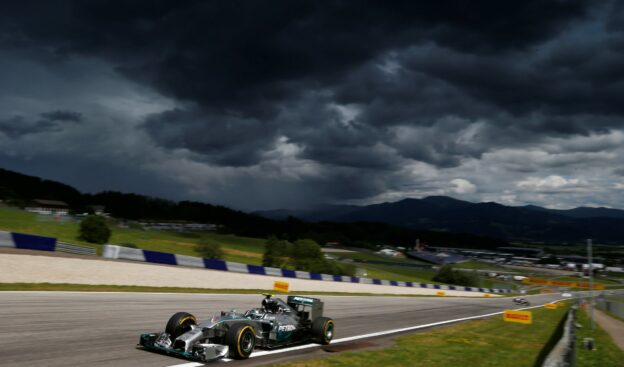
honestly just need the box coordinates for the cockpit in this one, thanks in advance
[261,294,293,314]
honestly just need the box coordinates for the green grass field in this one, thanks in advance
[272,303,572,367]
[605,271,624,278]
[0,205,266,264]
[357,263,439,284]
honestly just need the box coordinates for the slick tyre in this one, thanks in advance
[312,317,334,345]
[165,312,197,339]
[226,323,256,359]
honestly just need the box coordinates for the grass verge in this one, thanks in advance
[575,308,624,366]
[0,282,441,297]
[272,303,569,367]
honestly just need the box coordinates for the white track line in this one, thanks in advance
[166,298,568,366]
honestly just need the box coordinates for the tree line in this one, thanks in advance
[0,167,506,249]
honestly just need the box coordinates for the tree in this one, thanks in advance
[290,239,323,271]
[79,215,111,244]
[432,265,456,284]
[196,238,223,259]
[263,235,290,267]
[432,264,479,287]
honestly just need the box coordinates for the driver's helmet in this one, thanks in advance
[262,298,280,313]
[245,308,264,319]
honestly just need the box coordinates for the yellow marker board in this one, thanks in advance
[503,309,532,324]
[273,280,290,293]
[545,303,558,309]
[436,291,446,297]
[484,294,491,298]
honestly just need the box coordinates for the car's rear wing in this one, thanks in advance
[286,296,324,321]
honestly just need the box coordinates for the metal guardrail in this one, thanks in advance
[542,307,576,367]
[596,297,624,319]
[56,242,97,256]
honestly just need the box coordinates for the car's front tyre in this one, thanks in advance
[165,312,197,340]
[226,323,256,359]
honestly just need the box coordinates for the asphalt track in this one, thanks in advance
[0,292,568,367]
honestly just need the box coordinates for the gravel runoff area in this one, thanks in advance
[0,253,493,297]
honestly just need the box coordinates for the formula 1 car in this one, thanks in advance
[139,294,334,362]
[512,297,530,306]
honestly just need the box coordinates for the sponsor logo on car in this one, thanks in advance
[292,296,314,304]
[278,325,297,332]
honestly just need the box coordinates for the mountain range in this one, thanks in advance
[255,196,624,244]
[2,166,623,245]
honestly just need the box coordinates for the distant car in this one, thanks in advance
[513,297,530,306]
[139,294,334,362]
[561,293,572,297]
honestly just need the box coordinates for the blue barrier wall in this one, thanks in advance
[0,231,57,251]
[102,244,511,294]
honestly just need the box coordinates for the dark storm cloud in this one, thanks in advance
[399,42,624,119]
[0,109,83,138]
[4,0,624,210]
[40,110,83,122]
[0,115,55,138]
[143,107,277,166]
[0,1,590,113]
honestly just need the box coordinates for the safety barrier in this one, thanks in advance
[0,231,96,256]
[0,231,57,251]
[56,242,97,256]
[541,307,576,367]
[102,244,512,294]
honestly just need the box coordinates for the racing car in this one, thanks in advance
[512,297,530,306]
[139,294,334,361]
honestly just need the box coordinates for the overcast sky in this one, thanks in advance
[1,1,624,211]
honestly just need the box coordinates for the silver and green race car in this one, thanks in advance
[139,294,334,361]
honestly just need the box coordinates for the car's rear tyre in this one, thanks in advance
[165,312,197,339]
[312,317,334,345]
[226,323,256,359]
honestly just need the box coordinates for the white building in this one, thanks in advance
[25,199,69,216]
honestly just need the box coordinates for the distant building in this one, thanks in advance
[90,205,107,216]
[25,199,69,216]
[138,221,218,232]
[378,248,400,257]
